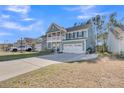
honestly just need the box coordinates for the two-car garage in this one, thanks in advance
[62,39,86,54]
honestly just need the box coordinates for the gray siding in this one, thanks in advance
[86,27,95,50]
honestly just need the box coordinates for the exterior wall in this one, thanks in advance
[86,27,95,50]
[120,37,124,53]
[108,31,120,54]
[65,29,88,40]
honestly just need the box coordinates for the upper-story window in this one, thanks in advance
[68,33,71,39]
[65,31,88,40]
[77,32,79,37]
[70,33,73,39]
[48,34,51,37]
[57,32,60,36]
[66,33,69,39]
[52,33,56,36]
[78,32,83,37]
[83,31,88,37]
[73,32,75,38]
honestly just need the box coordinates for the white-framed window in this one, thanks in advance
[48,34,51,37]
[78,31,82,37]
[48,42,52,49]
[84,31,88,37]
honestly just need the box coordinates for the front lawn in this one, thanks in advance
[0,50,53,61]
[0,56,124,88]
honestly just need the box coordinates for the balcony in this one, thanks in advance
[47,36,65,42]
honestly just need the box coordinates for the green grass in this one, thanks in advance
[0,50,53,62]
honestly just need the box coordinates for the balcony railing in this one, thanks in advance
[47,36,65,41]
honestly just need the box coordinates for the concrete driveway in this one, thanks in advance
[39,53,98,62]
[0,53,97,81]
[0,57,60,81]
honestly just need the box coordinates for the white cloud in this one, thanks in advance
[64,5,108,20]
[0,20,43,31]
[77,15,92,19]
[0,14,10,19]
[6,5,30,15]
[23,18,35,21]
[77,12,108,20]
[0,21,20,30]
[64,5,95,12]
[0,32,12,36]
[6,5,34,21]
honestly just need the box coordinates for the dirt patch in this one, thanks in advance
[0,56,124,88]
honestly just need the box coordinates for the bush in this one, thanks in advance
[86,47,95,54]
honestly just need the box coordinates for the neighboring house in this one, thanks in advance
[34,35,47,52]
[108,25,124,55]
[46,23,95,54]
[34,37,42,52]
[0,44,13,51]
[13,37,35,48]
[41,35,47,51]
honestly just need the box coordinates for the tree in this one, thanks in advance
[91,15,106,53]
[109,12,118,27]
[74,22,77,26]
[97,32,108,52]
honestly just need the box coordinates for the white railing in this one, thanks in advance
[47,36,65,42]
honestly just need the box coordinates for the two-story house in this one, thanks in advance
[46,23,95,54]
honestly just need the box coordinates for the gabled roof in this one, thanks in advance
[66,24,91,32]
[47,23,66,33]
[46,22,91,34]
[110,25,124,39]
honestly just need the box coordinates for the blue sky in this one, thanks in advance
[0,5,124,44]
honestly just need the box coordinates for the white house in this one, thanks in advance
[46,23,95,54]
[108,25,124,55]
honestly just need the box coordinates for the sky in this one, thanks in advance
[0,5,124,44]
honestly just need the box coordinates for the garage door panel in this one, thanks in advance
[63,43,84,53]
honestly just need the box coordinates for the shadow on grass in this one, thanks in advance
[65,57,100,64]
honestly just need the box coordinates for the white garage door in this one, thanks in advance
[63,43,84,53]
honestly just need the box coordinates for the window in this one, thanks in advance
[48,34,51,37]
[84,31,88,37]
[77,32,79,37]
[69,33,71,39]
[48,42,51,48]
[82,31,84,37]
[70,33,73,39]
[66,33,69,39]
[57,32,60,36]
[73,32,75,38]
[79,32,82,37]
